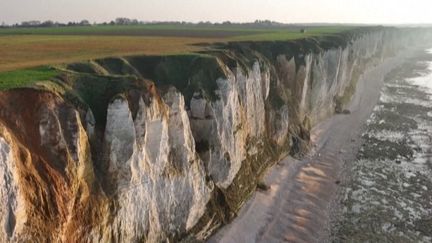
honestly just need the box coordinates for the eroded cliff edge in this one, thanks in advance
[0,27,427,242]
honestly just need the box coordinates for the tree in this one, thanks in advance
[115,17,132,25]
[80,20,91,26]
[21,20,41,27]
[41,20,55,27]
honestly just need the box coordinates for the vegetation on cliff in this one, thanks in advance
[0,66,59,90]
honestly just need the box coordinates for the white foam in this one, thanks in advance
[406,61,432,94]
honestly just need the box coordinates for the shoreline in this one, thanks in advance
[330,47,432,242]
[208,46,424,243]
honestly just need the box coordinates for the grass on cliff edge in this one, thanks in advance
[0,66,59,90]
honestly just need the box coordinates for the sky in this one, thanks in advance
[1,0,432,25]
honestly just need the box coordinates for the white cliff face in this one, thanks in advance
[190,33,388,190]
[268,105,290,146]
[238,62,267,137]
[190,61,270,189]
[104,98,136,184]
[189,32,393,191]
[0,128,25,243]
[189,32,389,189]
[299,54,313,119]
[103,88,211,242]
[308,48,346,121]
[298,32,387,124]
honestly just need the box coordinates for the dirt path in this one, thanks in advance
[208,48,421,243]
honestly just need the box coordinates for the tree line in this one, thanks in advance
[0,18,289,28]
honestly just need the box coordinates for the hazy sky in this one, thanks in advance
[1,0,432,25]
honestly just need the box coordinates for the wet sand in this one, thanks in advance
[208,48,422,243]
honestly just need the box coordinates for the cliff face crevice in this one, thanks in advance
[99,90,211,242]
[0,90,103,242]
[0,28,424,242]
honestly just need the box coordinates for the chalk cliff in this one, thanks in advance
[0,27,425,242]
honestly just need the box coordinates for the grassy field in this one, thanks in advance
[0,24,355,90]
[0,35,211,72]
[0,24,263,38]
[0,66,59,90]
[0,24,351,37]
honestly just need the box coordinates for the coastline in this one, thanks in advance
[331,47,432,242]
[208,46,424,243]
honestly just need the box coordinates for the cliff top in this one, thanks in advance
[0,24,357,74]
[0,25,389,92]
[0,26,394,131]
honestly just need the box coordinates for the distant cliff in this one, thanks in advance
[0,27,426,242]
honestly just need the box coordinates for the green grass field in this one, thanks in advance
[0,24,355,90]
[0,24,352,38]
[0,66,59,90]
